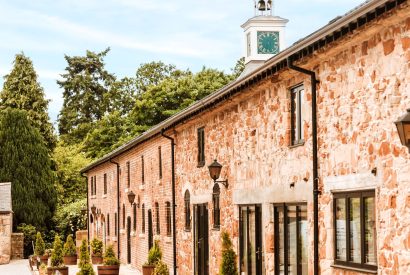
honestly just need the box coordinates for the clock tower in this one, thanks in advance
[241,0,288,76]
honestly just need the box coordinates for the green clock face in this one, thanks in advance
[257,31,279,54]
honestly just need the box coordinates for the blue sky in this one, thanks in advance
[0,0,364,123]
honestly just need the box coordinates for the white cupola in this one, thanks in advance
[240,0,288,76]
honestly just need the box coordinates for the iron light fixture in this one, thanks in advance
[91,205,96,215]
[395,108,410,152]
[127,190,136,206]
[208,159,228,188]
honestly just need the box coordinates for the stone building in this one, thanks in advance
[81,0,410,274]
[0,183,13,264]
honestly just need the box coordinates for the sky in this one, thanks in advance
[0,0,365,124]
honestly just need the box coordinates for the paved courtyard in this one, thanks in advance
[0,260,32,275]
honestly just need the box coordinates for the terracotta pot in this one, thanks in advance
[63,255,77,265]
[92,255,103,264]
[142,265,155,275]
[39,255,49,265]
[47,266,69,275]
[97,265,120,275]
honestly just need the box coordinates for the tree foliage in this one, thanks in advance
[53,198,86,241]
[17,223,37,258]
[0,53,56,150]
[0,109,56,229]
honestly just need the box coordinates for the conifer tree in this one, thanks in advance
[0,53,56,150]
[0,108,56,229]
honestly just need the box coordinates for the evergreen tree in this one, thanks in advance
[0,108,56,229]
[57,48,116,142]
[220,231,238,275]
[0,53,56,150]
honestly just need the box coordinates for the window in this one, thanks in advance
[107,214,110,236]
[212,183,220,229]
[122,204,125,229]
[115,212,117,236]
[246,32,251,57]
[197,127,205,166]
[103,174,107,195]
[333,191,376,271]
[141,204,145,233]
[141,156,145,184]
[90,176,94,195]
[158,146,162,179]
[126,161,130,188]
[133,204,137,231]
[94,176,97,195]
[274,204,308,275]
[166,202,171,236]
[290,85,304,145]
[155,202,160,234]
[184,190,191,230]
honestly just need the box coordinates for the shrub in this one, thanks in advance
[219,231,238,275]
[34,232,45,256]
[77,262,95,275]
[50,235,64,267]
[147,241,162,265]
[103,245,120,266]
[154,261,169,275]
[90,238,103,257]
[78,239,90,268]
[17,223,37,258]
[63,235,77,256]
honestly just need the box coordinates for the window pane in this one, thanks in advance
[288,206,297,275]
[240,208,248,273]
[364,197,376,265]
[349,198,361,263]
[278,207,285,274]
[299,205,308,275]
[335,198,347,261]
[299,89,304,140]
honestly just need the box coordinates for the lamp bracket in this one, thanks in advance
[215,180,228,188]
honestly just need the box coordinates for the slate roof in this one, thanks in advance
[0,182,12,212]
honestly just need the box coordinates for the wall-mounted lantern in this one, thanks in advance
[127,190,136,206]
[208,159,229,188]
[91,205,97,216]
[395,108,410,152]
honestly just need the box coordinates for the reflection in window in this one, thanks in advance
[364,197,376,265]
[184,190,191,230]
[335,198,346,261]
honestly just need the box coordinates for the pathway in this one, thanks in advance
[0,259,32,275]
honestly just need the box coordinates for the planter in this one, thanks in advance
[97,265,120,275]
[92,255,103,264]
[63,255,77,265]
[142,265,155,275]
[39,255,49,265]
[47,266,69,275]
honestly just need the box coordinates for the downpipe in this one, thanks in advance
[81,173,90,250]
[110,158,121,259]
[161,129,177,275]
[287,57,320,275]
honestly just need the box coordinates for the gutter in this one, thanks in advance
[160,129,177,275]
[81,173,90,250]
[110,158,121,259]
[287,57,319,275]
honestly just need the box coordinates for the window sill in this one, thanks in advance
[184,228,191,232]
[90,195,96,199]
[289,140,305,149]
[139,233,145,238]
[211,226,220,231]
[331,264,377,274]
[197,162,205,168]
[139,185,145,190]
[102,194,107,199]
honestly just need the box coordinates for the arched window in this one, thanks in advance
[107,214,110,236]
[155,202,160,234]
[115,212,118,236]
[212,183,220,229]
[142,204,145,233]
[133,204,137,231]
[184,190,191,230]
[122,204,126,229]
[90,214,94,224]
[166,201,171,236]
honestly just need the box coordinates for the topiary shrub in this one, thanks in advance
[50,235,64,267]
[63,235,76,256]
[153,260,169,275]
[78,239,90,268]
[103,245,120,266]
[34,232,45,256]
[147,240,162,265]
[17,223,37,258]
[219,231,238,275]
[77,262,95,275]
[90,238,103,257]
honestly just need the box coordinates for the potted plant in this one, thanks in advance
[39,263,47,275]
[153,261,169,275]
[97,245,120,275]
[142,241,162,275]
[78,239,92,269]
[35,232,48,265]
[219,231,238,275]
[47,235,69,275]
[91,238,103,264]
[77,263,95,275]
[63,235,77,265]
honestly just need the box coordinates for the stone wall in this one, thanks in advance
[76,230,88,255]
[0,213,12,264]
[11,233,24,259]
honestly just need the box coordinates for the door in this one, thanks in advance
[148,209,153,251]
[240,205,263,274]
[127,216,131,264]
[194,203,209,275]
